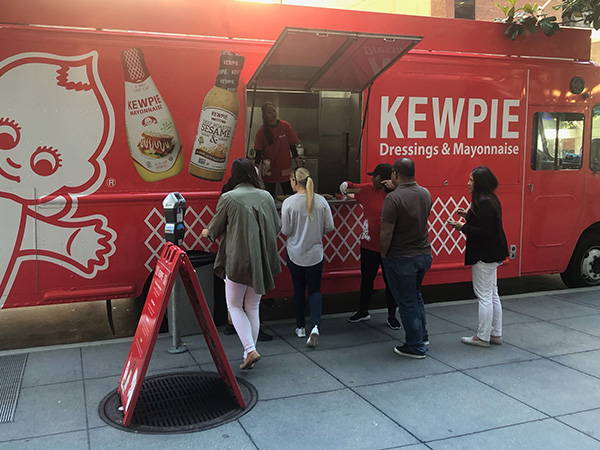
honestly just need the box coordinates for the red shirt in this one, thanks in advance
[348,182,387,253]
[254,120,300,183]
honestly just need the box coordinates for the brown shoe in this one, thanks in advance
[240,350,261,370]
[490,336,503,345]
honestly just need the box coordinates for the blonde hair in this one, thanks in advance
[292,167,315,215]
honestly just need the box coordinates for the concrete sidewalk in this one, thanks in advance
[1,287,600,449]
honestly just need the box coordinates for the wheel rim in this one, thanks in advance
[581,247,600,285]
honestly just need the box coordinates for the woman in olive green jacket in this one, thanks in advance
[202,158,281,369]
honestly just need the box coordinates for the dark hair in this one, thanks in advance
[393,158,415,178]
[222,158,264,192]
[261,102,277,145]
[471,166,500,213]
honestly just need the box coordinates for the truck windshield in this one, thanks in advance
[592,105,600,172]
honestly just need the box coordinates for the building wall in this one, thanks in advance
[592,41,600,63]
[430,0,564,21]
[283,0,431,15]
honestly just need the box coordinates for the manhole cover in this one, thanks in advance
[99,371,257,434]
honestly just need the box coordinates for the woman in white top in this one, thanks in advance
[281,167,334,348]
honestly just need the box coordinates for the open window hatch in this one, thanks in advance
[248,27,423,92]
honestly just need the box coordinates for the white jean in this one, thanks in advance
[472,261,502,342]
[225,277,262,358]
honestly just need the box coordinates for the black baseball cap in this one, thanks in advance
[367,163,392,179]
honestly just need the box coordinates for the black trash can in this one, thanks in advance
[169,251,216,336]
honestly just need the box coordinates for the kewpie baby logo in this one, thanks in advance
[0,51,116,308]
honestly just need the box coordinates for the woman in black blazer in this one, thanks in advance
[448,167,508,347]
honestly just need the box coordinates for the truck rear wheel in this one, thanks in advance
[561,234,600,288]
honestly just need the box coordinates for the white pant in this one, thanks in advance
[472,262,502,342]
[225,278,262,358]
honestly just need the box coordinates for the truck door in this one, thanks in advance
[522,106,586,274]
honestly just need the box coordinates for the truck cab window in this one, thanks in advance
[532,112,584,171]
[591,105,600,172]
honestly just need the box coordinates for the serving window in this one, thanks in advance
[531,112,584,171]
[245,27,422,196]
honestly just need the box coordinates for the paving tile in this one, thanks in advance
[84,375,120,429]
[21,348,82,387]
[240,389,417,449]
[551,350,600,378]
[501,321,600,357]
[427,332,538,370]
[185,330,295,365]
[0,431,88,450]
[502,297,600,321]
[558,408,600,441]
[89,422,254,449]
[549,290,600,309]
[269,317,391,352]
[368,312,468,338]
[203,352,343,400]
[429,418,600,450]
[355,372,542,441]
[551,314,600,338]
[427,303,537,329]
[82,337,196,378]
[467,359,600,416]
[0,381,86,442]
[308,341,453,386]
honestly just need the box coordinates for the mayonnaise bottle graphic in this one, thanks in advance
[122,47,182,182]
[189,51,244,181]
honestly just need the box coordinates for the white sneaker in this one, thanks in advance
[461,336,490,348]
[295,327,306,338]
[306,325,319,348]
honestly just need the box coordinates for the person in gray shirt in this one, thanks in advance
[380,158,432,359]
[281,167,334,348]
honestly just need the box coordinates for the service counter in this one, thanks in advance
[143,194,366,298]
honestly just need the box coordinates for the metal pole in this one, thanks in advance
[163,192,188,355]
[246,83,258,158]
[168,276,187,354]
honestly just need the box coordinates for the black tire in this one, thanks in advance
[561,233,600,288]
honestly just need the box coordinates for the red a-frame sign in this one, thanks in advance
[117,243,245,427]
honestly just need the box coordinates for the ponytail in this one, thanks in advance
[293,167,315,216]
[305,176,314,215]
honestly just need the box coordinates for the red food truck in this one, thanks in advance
[0,0,598,312]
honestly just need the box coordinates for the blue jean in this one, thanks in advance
[382,254,432,353]
[286,256,323,329]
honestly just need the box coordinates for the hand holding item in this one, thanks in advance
[260,159,272,177]
[456,207,468,218]
[381,179,394,190]
[201,228,209,238]
[447,219,464,231]
[339,181,348,195]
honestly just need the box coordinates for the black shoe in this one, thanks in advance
[348,311,371,323]
[386,316,401,330]
[258,328,273,342]
[393,345,426,359]
[223,323,236,335]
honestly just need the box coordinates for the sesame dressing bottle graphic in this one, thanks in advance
[122,48,182,182]
[189,51,244,181]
